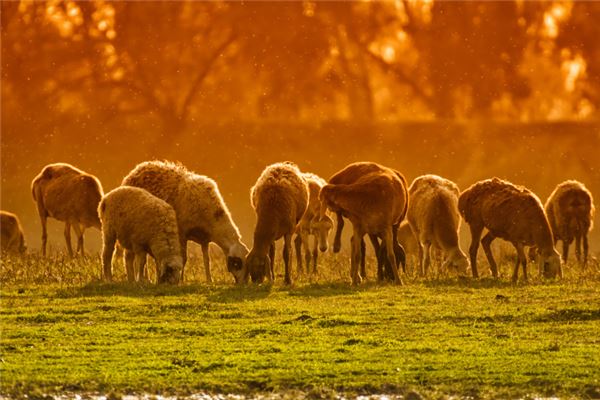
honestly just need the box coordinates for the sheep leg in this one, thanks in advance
[268,243,275,282]
[63,222,74,258]
[561,240,570,266]
[312,234,319,274]
[481,232,499,278]
[468,224,484,278]
[72,223,84,256]
[583,234,589,269]
[360,238,367,280]
[134,252,148,283]
[101,231,116,281]
[417,240,425,277]
[294,234,303,274]
[513,244,527,283]
[202,242,212,284]
[575,235,582,266]
[350,230,363,285]
[423,241,432,277]
[333,212,344,253]
[179,237,188,282]
[302,232,311,274]
[283,234,292,285]
[383,227,402,285]
[124,249,135,283]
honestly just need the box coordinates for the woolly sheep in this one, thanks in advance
[1,211,26,254]
[294,172,333,274]
[122,161,249,284]
[545,180,595,267]
[320,164,408,285]
[246,162,309,285]
[407,175,469,277]
[31,163,103,257]
[459,177,561,282]
[98,186,182,284]
[323,162,408,282]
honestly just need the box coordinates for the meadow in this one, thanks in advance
[1,252,600,399]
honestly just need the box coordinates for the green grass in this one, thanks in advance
[1,253,600,399]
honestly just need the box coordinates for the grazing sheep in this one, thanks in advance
[99,186,182,284]
[294,172,333,274]
[545,180,595,267]
[320,164,408,285]
[1,211,26,254]
[407,175,469,277]
[324,162,408,282]
[31,163,103,257]
[458,178,561,282]
[246,162,309,285]
[122,161,249,284]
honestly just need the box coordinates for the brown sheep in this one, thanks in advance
[459,178,561,282]
[294,172,333,275]
[325,161,408,282]
[246,162,309,285]
[1,211,26,254]
[545,180,595,267]
[407,175,469,277]
[122,161,249,284]
[320,165,408,285]
[31,163,103,257]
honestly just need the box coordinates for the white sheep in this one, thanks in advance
[98,186,182,284]
[459,177,561,282]
[545,180,595,267]
[1,211,27,254]
[31,163,103,257]
[246,162,309,285]
[294,172,333,275]
[407,175,469,277]
[122,160,249,284]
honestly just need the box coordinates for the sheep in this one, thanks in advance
[122,160,249,284]
[319,164,408,285]
[407,175,469,277]
[294,172,334,275]
[458,177,561,282]
[324,162,408,282]
[397,221,419,275]
[31,163,103,257]
[246,162,309,285]
[98,186,182,284]
[1,211,27,254]
[545,180,595,268]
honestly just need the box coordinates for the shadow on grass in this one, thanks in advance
[420,276,517,289]
[206,284,272,303]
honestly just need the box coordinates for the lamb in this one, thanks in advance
[324,162,408,282]
[1,211,27,254]
[545,180,595,267]
[319,164,408,285]
[98,186,182,284]
[407,175,469,277]
[458,177,561,282]
[122,161,249,284]
[31,163,103,257]
[246,162,309,285]
[294,172,334,274]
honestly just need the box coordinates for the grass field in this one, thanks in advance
[1,252,600,399]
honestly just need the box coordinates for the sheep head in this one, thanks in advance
[313,214,333,252]
[227,242,250,284]
[245,250,271,283]
[158,255,183,284]
[539,249,562,279]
